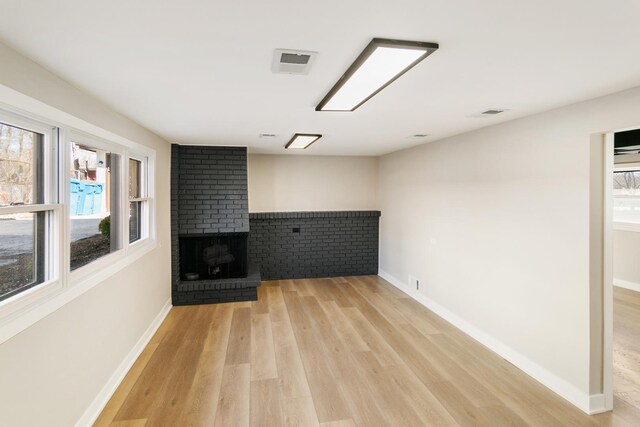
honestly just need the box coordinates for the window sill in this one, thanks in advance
[0,238,158,344]
[614,222,640,233]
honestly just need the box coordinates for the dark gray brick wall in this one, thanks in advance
[175,145,249,235]
[171,144,256,306]
[248,211,380,280]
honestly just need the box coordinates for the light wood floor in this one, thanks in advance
[95,277,640,426]
[614,287,640,413]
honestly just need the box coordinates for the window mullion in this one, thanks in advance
[120,151,129,253]
[59,129,71,287]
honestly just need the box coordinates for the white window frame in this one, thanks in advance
[0,110,62,316]
[67,130,128,282]
[128,154,150,245]
[0,99,157,344]
[613,163,640,233]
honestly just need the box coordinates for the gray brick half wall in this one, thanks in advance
[248,211,380,280]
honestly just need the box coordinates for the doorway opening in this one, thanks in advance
[610,129,640,412]
[601,128,640,414]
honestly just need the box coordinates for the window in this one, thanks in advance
[69,141,122,270]
[0,105,155,317]
[0,119,57,302]
[128,157,149,243]
[0,101,156,341]
[613,169,640,226]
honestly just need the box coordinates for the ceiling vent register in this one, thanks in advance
[272,49,317,75]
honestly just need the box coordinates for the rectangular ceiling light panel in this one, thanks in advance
[317,38,439,112]
[285,133,322,149]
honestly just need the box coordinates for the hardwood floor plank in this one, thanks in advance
[319,420,356,427]
[340,306,404,367]
[271,319,312,399]
[250,378,284,427]
[426,381,490,427]
[279,279,299,294]
[93,343,158,427]
[423,332,558,424]
[317,300,370,353]
[177,304,234,426]
[108,420,148,427]
[250,312,278,381]
[282,396,320,427]
[225,307,252,365]
[383,363,460,426]
[282,291,352,423]
[298,296,397,426]
[143,307,216,426]
[398,322,502,408]
[477,405,531,427]
[307,278,340,302]
[214,363,250,427]
[352,351,438,426]
[265,284,289,323]
[363,275,412,299]
[148,308,181,345]
[113,306,208,421]
[251,285,270,315]
[327,278,356,308]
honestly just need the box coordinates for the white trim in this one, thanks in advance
[614,163,640,172]
[613,222,640,232]
[0,204,59,214]
[0,279,62,320]
[74,298,171,427]
[378,269,605,415]
[603,133,614,411]
[614,278,640,293]
[589,394,607,415]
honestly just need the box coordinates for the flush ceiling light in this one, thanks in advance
[316,38,439,112]
[285,133,322,149]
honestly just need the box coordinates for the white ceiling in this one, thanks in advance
[1,0,640,156]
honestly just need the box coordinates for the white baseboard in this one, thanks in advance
[74,299,172,427]
[614,278,640,293]
[378,270,604,415]
[588,393,608,415]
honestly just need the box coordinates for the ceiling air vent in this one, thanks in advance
[481,109,505,115]
[272,49,317,75]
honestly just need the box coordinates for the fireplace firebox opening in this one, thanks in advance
[179,233,248,281]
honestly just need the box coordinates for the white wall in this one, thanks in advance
[0,42,171,426]
[614,230,640,288]
[377,85,640,411]
[247,154,378,212]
